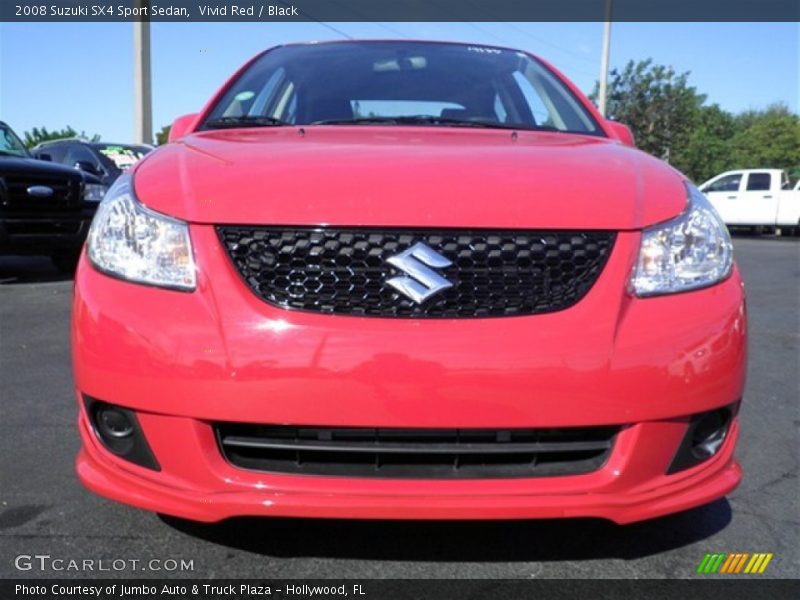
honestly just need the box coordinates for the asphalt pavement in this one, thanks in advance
[0,236,797,579]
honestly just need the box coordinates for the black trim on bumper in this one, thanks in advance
[215,423,620,479]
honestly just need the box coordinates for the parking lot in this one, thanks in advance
[0,236,797,579]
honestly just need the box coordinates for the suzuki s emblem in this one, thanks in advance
[386,242,453,304]
[27,185,54,198]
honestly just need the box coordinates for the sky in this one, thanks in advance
[0,21,797,142]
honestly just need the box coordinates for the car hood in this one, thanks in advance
[0,155,94,181]
[133,127,687,230]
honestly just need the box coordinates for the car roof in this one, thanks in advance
[33,138,86,148]
[89,142,153,150]
[33,139,153,150]
[709,168,785,178]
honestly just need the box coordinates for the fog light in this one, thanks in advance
[84,397,160,471]
[690,410,728,460]
[97,406,135,439]
[668,403,736,474]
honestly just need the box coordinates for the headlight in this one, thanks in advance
[83,183,107,203]
[87,174,196,290]
[631,183,733,296]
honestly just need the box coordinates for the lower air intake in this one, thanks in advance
[214,424,619,479]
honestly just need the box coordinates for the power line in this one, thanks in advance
[458,21,597,79]
[315,21,353,40]
[459,0,597,65]
[462,21,511,46]
[502,22,596,64]
[371,22,410,39]
[324,0,409,39]
[440,0,599,80]
[276,0,353,40]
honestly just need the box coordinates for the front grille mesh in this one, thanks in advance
[215,424,619,479]
[217,226,615,318]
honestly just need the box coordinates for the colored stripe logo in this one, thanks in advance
[697,552,773,574]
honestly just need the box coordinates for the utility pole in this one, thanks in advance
[133,1,152,144]
[598,0,613,117]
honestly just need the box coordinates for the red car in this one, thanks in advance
[73,40,745,524]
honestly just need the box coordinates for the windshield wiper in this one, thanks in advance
[311,115,532,130]
[204,115,291,129]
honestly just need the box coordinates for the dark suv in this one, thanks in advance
[32,139,152,187]
[0,121,105,272]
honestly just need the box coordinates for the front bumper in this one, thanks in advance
[77,413,741,524]
[72,227,747,523]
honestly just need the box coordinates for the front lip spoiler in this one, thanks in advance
[76,416,741,525]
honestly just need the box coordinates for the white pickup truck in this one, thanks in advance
[700,169,800,232]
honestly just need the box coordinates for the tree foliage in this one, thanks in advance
[672,104,737,183]
[730,104,800,174]
[155,125,171,145]
[596,59,705,163]
[594,60,800,184]
[22,126,100,148]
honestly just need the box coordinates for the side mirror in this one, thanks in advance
[169,113,199,143]
[606,120,635,148]
[38,153,52,161]
[74,160,100,176]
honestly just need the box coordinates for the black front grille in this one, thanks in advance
[215,424,619,479]
[1,175,79,212]
[217,227,616,318]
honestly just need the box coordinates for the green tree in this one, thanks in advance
[22,126,100,148]
[594,59,800,183]
[672,104,738,183]
[729,103,800,173]
[155,124,171,145]
[593,59,706,162]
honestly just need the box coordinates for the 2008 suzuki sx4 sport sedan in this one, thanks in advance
[73,40,746,524]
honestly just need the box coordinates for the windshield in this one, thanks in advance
[0,123,31,158]
[93,144,151,171]
[202,41,603,135]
